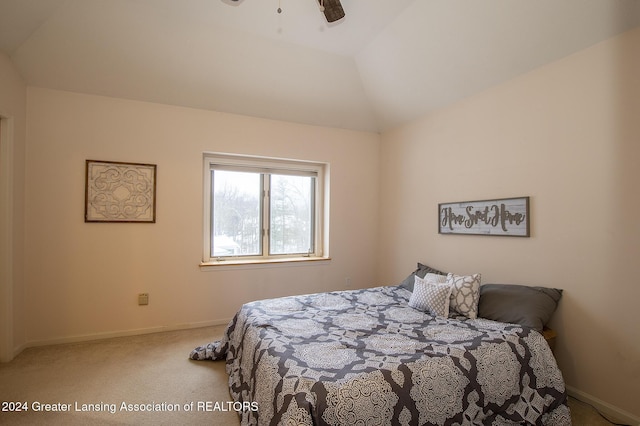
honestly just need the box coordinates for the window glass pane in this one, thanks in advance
[212,170,261,256]
[269,175,314,255]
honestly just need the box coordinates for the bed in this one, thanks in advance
[190,272,570,425]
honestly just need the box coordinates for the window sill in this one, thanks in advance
[199,256,331,271]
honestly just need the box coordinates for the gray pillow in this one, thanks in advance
[399,262,446,291]
[478,284,563,331]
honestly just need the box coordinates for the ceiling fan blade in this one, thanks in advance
[318,0,345,23]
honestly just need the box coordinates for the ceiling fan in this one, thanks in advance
[316,0,345,23]
[227,0,345,23]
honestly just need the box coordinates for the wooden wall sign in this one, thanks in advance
[439,196,529,237]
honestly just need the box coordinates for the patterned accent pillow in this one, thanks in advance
[409,274,453,317]
[446,273,481,319]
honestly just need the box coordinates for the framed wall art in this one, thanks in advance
[439,196,529,237]
[85,160,157,223]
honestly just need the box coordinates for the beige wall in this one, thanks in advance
[23,87,380,344]
[378,27,640,417]
[0,52,27,361]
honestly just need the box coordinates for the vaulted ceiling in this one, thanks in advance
[1,0,639,132]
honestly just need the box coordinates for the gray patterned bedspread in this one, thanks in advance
[190,286,571,425]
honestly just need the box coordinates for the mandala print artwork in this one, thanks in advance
[85,160,156,222]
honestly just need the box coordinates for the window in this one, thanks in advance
[202,153,328,265]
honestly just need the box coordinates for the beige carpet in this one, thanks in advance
[0,326,620,425]
[0,326,239,425]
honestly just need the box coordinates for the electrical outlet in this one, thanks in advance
[138,293,149,305]
[345,277,351,288]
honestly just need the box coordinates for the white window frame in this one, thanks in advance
[201,152,329,267]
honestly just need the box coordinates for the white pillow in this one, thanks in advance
[446,272,481,319]
[409,274,453,317]
[424,272,448,284]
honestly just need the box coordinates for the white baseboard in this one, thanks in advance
[12,319,232,357]
[11,341,28,359]
[567,385,640,426]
